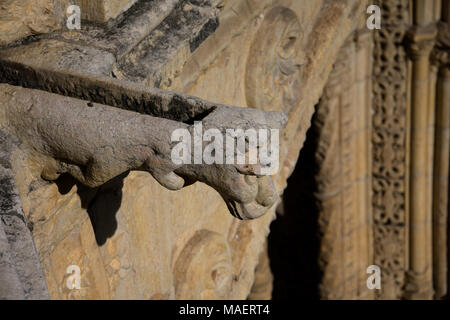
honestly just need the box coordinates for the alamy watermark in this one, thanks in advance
[171,121,280,176]
[366,265,381,290]
[366,5,381,30]
[66,5,81,30]
[66,265,81,290]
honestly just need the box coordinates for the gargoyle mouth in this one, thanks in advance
[222,175,279,220]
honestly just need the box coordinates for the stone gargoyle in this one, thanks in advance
[0,80,287,220]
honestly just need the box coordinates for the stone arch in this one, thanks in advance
[266,28,374,299]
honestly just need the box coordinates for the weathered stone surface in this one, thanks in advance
[170,0,368,191]
[247,241,273,300]
[0,0,69,46]
[1,40,116,76]
[0,130,49,300]
[74,0,138,23]
[0,217,24,300]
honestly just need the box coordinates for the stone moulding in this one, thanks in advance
[112,0,222,87]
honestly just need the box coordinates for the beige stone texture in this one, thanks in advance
[74,0,138,23]
[0,0,69,46]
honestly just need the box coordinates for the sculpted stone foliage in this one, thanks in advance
[371,0,410,299]
[0,130,49,299]
[432,22,450,68]
[245,6,304,114]
[173,230,232,299]
[431,19,450,300]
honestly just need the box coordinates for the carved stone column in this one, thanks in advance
[433,66,450,299]
[0,131,50,300]
[404,25,437,300]
[431,17,450,300]
[372,0,410,300]
[354,29,374,299]
[247,241,273,300]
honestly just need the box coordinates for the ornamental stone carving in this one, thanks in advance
[173,230,232,299]
[245,7,304,114]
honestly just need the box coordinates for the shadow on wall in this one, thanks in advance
[54,171,128,245]
[268,108,321,300]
